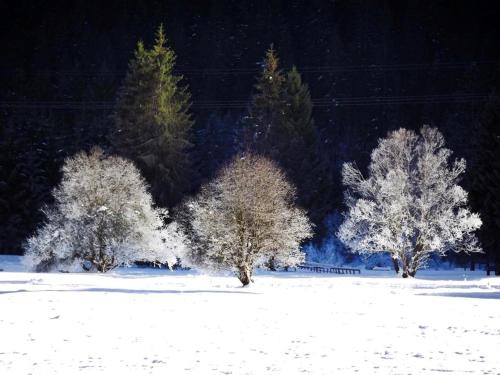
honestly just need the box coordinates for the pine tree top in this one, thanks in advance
[252,44,286,109]
[264,44,280,78]
[154,24,167,50]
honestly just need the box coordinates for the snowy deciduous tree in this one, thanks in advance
[184,153,313,286]
[338,126,482,277]
[24,148,185,272]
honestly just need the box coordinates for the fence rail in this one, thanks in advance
[297,264,361,275]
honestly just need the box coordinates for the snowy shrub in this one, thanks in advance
[24,148,185,272]
[184,153,313,286]
[338,126,482,277]
[304,211,354,265]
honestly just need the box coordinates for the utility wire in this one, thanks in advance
[0,93,496,110]
[0,60,498,76]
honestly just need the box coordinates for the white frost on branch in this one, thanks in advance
[337,126,481,277]
[182,153,313,285]
[24,148,185,272]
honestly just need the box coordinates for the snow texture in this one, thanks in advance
[1,255,499,374]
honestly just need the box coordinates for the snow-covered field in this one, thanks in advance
[1,256,499,374]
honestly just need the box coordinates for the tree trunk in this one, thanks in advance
[93,258,114,273]
[97,262,107,273]
[403,244,423,278]
[268,256,277,271]
[392,257,400,274]
[401,257,409,278]
[238,265,252,286]
[403,260,417,277]
[401,262,416,278]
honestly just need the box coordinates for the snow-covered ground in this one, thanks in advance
[1,255,499,374]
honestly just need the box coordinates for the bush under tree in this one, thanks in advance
[184,153,312,286]
[338,126,482,277]
[24,148,185,272]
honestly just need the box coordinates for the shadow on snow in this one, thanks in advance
[416,291,500,299]
[0,287,259,295]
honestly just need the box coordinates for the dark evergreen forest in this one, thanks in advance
[0,0,498,270]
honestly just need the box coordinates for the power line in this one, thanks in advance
[1,60,498,77]
[0,93,495,111]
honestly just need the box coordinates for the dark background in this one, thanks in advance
[1,0,499,257]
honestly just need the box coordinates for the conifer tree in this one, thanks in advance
[280,66,327,222]
[113,25,193,207]
[248,47,318,160]
[283,66,317,147]
[248,47,328,227]
[247,45,286,155]
[281,66,319,186]
[471,98,500,275]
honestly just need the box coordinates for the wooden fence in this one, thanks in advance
[296,264,361,275]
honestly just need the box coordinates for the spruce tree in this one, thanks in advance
[248,48,329,227]
[281,65,317,176]
[281,66,324,219]
[248,48,318,160]
[471,98,500,275]
[247,45,286,155]
[113,25,193,207]
[283,66,316,147]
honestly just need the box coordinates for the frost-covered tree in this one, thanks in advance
[338,126,482,277]
[184,153,312,286]
[24,148,185,272]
